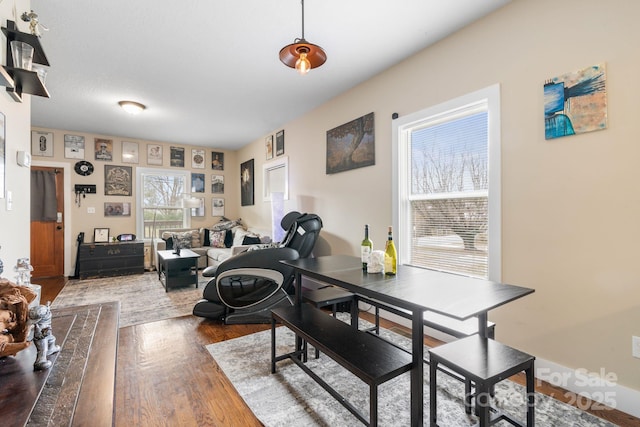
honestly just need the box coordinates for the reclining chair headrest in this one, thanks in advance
[281,212,323,259]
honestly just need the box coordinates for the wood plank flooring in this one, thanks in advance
[38,275,640,426]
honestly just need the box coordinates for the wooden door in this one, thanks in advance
[30,166,65,278]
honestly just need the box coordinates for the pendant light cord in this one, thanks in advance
[300,0,305,39]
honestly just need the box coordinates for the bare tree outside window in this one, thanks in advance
[409,111,489,277]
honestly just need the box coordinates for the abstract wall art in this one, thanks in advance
[544,63,607,140]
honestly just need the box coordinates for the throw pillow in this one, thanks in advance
[188,229,202,248]
[224,229,234,248]
[209,230,227,248]
[212,218,244,232]
[203,228,210,247]
[232,228,250,246]
[171,232,192,249]
[242,235,261,245]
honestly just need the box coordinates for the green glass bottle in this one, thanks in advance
[384,226,397,275]
[361,225,373,271]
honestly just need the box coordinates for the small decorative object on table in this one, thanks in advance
[0,279,37,358]
[29,302,61,370]
[367,250,385,273]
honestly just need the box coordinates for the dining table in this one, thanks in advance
[282,254,535,426]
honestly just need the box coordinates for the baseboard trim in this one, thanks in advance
[361,305,640,419]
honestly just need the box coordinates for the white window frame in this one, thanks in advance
[136,167,192,240]
[392,84,501,281]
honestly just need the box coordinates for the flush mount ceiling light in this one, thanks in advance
[279,0,326,75]
[118,100,146,115]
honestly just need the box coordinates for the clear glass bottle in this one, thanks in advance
[384,226,397,275]
[361,225,373,271]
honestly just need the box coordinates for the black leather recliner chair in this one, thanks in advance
[192,212,323,324]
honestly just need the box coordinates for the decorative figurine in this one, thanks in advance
[14,257,34,286]
[0,279,37,358]
[29,302,60,370]
[21,10,48,37]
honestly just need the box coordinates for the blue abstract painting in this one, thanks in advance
[544,64,607,140]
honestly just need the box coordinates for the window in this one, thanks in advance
[393,85,501,281]
[136,168,192,239]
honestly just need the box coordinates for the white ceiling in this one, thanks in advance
[28,0,511,150]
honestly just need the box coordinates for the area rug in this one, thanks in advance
[206,321,614,426]
[52,272,207,328]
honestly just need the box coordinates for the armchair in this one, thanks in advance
[193,211,323,324]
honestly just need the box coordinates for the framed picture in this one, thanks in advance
[240,159,254,206]
[212,197,225,217]
[95,138,113,161]
[211,174,224,194]
[104,202,131,216]
[94,227,110,243]
[275,130,285,156]
[265,135,274,160]
[170,146,185,167]
[326,112,375,174]
[191,197,205,217]
[32,131,54,157]
[122,141,139,164]
[192,149,205,169]
[147,143,163,165]
[211,151,224,170]
[0,112,5,199]
[104,165,132,196]
[191,173,205,193]
[64,134,85,159]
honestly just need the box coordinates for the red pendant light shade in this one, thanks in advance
[279,0,326,75]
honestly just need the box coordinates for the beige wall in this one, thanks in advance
[237,0,640,399]
[0,1,32,278]
[30,127,238,275]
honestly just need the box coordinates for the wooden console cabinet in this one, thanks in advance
[78,241,144,279]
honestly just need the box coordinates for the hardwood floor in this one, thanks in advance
[41,277,639,426]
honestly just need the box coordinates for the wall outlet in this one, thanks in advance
[633,336,640,359]
[87,207,95,214]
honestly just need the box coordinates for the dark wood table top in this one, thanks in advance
[157,248,200,260]
[0,301,119,427]
[283,255,535,320]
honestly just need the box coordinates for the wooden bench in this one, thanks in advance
[271,304,413,426]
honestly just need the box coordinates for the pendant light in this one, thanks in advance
[279,0,326,75]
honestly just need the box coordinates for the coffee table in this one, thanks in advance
[157,249,200,292]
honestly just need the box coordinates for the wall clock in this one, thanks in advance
[74,160,94,176]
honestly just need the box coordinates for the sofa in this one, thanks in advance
[154,219,271,271]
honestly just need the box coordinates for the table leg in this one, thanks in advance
[411,310,424,426]
[477,312,488,338]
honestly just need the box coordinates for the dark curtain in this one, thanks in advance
[31,170,58,221]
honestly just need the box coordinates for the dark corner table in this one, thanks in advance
[281,255,535,426]
[157,249,200,292]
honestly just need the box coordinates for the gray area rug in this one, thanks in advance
[207,319,614,426]
[52,272,206,328]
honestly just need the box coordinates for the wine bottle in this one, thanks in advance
[384,226,397,275]
[361,225,373,271]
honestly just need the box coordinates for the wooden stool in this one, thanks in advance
[428,336,535,427]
